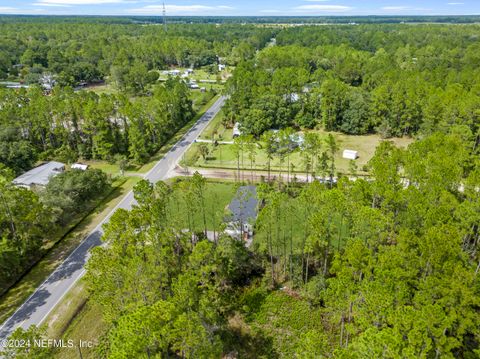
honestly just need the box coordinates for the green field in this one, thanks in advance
[158,66,233,83]
[167,179,237,232]
[185,129,413,176]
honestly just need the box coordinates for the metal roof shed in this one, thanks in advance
[12,161,65,188]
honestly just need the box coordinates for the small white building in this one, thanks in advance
[233,122,242,138]
[218,64,226,71]
[284,93,300,102]
[343,150,359,160]
[163,69,181,76]
[71,163,89,171]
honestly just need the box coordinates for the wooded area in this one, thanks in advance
[1,17,480,359]
[19,134,475,358]
[226,24,480,142]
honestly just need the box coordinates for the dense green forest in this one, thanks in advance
[0,166,110,293]
[0,21,272,83]
[2,15,480,24]
[0,19,270,299]
[226,24,480,142]
[1,18,480,358]
[0,79,193,175]
[10,133,476,358]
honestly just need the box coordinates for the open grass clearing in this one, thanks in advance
[167,178,237,232]
[184,129,414,176]
[158,66,233,83]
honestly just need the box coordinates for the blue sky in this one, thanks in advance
[0,1,478,16]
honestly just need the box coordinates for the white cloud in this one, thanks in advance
[32,2,72,6]
[294,4,352,12]
[131,4,235,15]
[34,0,131,4]
[381,6,433,13]
[259,9,283,13]
[0,6,19,13]
[381,6,409,11]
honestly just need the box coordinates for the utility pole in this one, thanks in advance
[163,2,167,32]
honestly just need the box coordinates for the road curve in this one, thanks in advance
[0,96,226,340]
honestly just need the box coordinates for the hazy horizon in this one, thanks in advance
[0,1,479,17]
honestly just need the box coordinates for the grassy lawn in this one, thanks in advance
[82,83,118,95]
[198,109,234,141]
[0,176,141,324]
[158,66,233,83]
[184,129,414,176]
[168,179,237,232]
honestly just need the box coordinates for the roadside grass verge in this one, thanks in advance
[198,109,234,142]
[48,282,106,359]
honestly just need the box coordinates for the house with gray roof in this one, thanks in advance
[13,161,65,189]
[225,186,258,245]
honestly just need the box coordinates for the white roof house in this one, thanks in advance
[233,122,242,138]
[71,163,89,171]
[13,161,65,188]
[343,150,359,160]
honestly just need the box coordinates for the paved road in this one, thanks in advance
[0,96,226,340]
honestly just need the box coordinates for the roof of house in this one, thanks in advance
[71,163,89,171]
[13,161,65,187]
[228,186,258,224]
[233,122,242,136]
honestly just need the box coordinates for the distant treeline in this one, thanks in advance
[1,15,480,24]
[0,21,273,85]
[226,24,480,142]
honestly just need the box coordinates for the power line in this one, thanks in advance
[163,2,167,32]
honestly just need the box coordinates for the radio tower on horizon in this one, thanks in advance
[162,2,167,32]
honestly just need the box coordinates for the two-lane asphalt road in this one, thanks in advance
[0,96,226,340]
